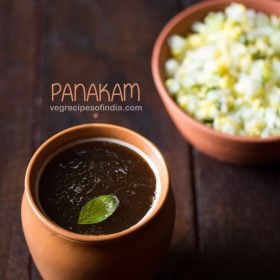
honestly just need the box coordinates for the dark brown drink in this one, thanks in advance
[38,138,157,235]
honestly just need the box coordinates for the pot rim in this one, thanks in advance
[151,0,280,143]
[24,123,170,243]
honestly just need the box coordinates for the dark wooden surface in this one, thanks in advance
[0,0,280,279]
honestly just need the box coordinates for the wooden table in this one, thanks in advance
[1,0,280,279]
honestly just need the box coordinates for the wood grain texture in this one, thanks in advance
[7,0,280,279]
[178,1,280,279]
[193,151,280,280]
[30,0,197,279]
[0,0,39,279]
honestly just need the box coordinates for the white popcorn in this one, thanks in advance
[164,3,280,137]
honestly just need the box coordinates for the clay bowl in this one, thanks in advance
[152,0,280,164]
[21,123,175,280]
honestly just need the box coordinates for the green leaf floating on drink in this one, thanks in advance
[78,195,119,225]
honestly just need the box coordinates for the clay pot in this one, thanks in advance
[21,124,175,280]
[152,0,280,164]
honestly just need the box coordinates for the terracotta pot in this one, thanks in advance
[152,0,280,164]
[21,124,175,280]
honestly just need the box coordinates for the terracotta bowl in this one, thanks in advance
[152,0,280,164]
[21,123,175,280]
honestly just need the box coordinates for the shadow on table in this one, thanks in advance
[193,150,280,280]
